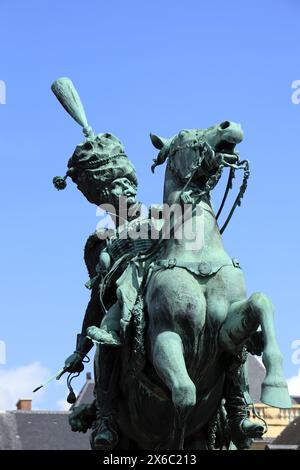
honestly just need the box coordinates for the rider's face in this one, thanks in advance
[110,178,137,206]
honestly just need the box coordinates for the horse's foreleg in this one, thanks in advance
[151,331,195,449]
[146,269,205,448]
[219,292,291,409]
[152,331,196,410]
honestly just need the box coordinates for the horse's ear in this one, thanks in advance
[150,133,167,149]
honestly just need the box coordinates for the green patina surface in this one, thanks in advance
[51,77,291,450]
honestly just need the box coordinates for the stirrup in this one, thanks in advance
[230,418,264,450]
[240,417,265,438]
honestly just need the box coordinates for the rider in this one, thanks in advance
[57,132,264,450]
[55,132,152,448]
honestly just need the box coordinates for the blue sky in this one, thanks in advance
[0,0,300,410]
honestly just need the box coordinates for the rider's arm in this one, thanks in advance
[65,280,103,372]
[79,280,103,352]
[65,234,109,372]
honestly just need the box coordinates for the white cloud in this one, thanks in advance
[0,362,50,410]
[56,398,70,411]
[287,369,300,397]
[0,340,6,365]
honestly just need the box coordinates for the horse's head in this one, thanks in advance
[150,121,243,187]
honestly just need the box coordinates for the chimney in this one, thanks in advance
[16,399,32,411]
[86,372,92,381]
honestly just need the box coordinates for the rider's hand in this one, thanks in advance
[64,352,85,373]
[69,403,96,433]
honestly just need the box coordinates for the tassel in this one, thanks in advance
[67,389,77,404]
[53,175,67,190]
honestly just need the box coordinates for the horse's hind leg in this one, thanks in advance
[219,292,291,409]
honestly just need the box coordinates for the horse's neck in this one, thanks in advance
[161,170,231,263]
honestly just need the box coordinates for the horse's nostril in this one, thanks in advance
[220,121,230,130]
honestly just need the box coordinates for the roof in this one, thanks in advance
[272,416,300,446]
[0,411,21,450]
[0,373,95,450]
[291,396,300,404]
[247,355,266,402]
[0,411,91,450]
[72,375,94,408]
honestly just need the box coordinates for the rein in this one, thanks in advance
[218,159,250,234]
[166,138,251,234]
[134,142,250,264]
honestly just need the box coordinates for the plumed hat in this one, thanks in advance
[51,77,137,205]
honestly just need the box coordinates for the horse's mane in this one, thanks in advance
[150,127,213,173]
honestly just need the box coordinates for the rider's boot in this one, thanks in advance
[87,324,122,347]
[90,346,120,450]
[224,360,265,449]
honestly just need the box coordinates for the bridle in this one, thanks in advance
[165,134,250,234]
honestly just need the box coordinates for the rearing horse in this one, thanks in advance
[93,121,291,450]
[135,121,291,448]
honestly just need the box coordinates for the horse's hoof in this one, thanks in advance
[261,382,292,409]
[172,383,196,409]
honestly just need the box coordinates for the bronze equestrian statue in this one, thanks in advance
[51,78,291,450]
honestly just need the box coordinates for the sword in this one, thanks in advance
[33,365,69,393]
